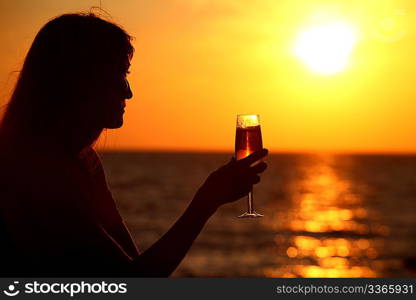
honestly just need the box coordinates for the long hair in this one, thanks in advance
[0,13,134,153]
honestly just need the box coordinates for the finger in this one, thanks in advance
[250,162,267,174]
[239,174,260,186]
[222,157,237,170]
[239,148,268,167]
[236,186,252,200]
[252,174,260,184]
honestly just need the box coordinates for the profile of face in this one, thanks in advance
[0,13,136,150]
[98,67,133,129]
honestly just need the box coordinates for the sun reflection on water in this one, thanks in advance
[263,155,390,278]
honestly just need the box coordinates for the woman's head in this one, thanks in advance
[0,13,134,151]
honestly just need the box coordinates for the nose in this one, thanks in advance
[125,78,133,100]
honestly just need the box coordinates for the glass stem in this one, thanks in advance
[247,187,254,213]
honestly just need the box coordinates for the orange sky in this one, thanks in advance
[1,0,416,153]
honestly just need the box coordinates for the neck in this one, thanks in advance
[62,127,103,156]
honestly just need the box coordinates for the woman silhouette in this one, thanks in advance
[0,13,267,277]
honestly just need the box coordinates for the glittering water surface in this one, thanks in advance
[100,152,416,277]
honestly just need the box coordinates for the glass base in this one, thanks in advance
[238,211,264,218]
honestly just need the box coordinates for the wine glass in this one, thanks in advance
[235,114,264,218]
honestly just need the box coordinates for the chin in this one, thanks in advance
[105,118,124,129]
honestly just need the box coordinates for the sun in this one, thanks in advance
[294,22,358,75]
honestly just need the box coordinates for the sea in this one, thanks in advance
[99,152,416,277]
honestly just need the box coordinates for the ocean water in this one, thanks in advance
[99,152,416,277]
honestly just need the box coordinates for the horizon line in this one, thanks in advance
[95,148,416,155]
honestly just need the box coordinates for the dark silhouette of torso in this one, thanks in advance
[0,143,138,276]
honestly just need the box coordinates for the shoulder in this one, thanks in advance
[0,145,90,211]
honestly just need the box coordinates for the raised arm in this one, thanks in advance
[128,149,268,277]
